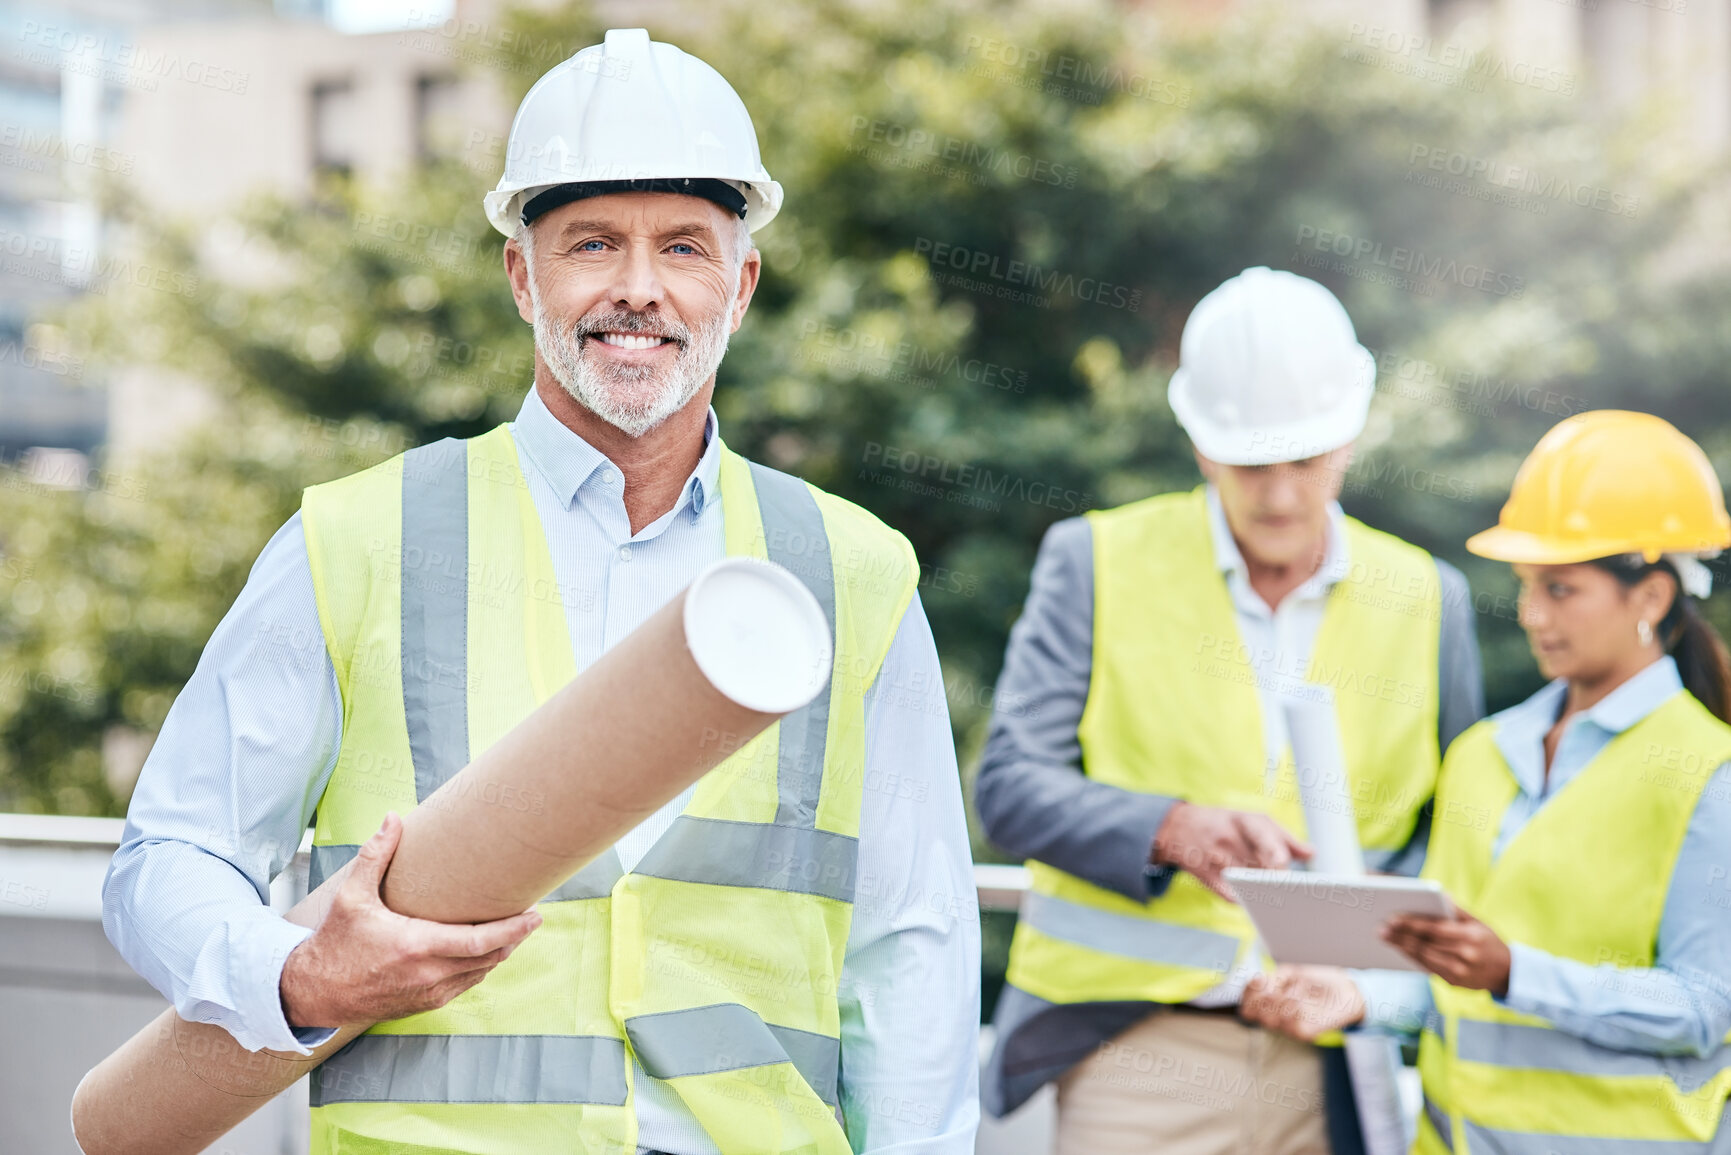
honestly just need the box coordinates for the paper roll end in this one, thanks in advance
[684,558,833,714]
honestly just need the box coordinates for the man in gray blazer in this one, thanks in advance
[976,268,1484,1154]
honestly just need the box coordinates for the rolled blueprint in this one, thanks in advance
[71,557,832,1155]
[1282,690,1365,876]
[1284,692,1414,1152]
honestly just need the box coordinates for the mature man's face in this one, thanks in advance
[1196,444,1353,571]
[504,192,760,437]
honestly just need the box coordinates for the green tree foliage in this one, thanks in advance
[3,0,1728,820]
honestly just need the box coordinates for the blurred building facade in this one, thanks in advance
[105,0,514,460]
[0,0,514,468]
[1190,0,1731,147]
[5,0,1731,465]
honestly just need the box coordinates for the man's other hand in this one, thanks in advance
[280,812,544,1030]
[1241,965,1366,1041]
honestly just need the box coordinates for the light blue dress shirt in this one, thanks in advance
[102,386,981,1154]
[1183,484,1354,1007]
[1353,655,1731,1057]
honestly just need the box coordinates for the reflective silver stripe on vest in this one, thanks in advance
[746,461,835,829]
[392,446,839,827]
[400,438,471,803]
[311,843,621,903]
[543,847,624,902]
[632,814,857,904]
[310,1033,628,1106]
[625,1003,840,1106]
[1459,1111,1731,1155]
[1020,891,1239,971]
[1422,1096,1452,1149]
[308,843,359,891]
[1458,1020,1731,1095]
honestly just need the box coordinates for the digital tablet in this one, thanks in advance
[1222,868,1458,972]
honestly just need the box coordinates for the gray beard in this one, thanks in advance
[530,290,732,439]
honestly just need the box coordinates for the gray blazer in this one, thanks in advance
[977,515,1485,1118]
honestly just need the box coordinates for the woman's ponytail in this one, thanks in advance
[1662,595,1731,724]
[1590,556,1731,722]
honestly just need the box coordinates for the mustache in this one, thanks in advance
[568,309,691,346]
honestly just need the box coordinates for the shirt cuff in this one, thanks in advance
[1498,941,1551,1012]
[1348,969,1433,1035]
[1143,862,1178,898]
[1131,795,1181,899]
[230,916,328,1054]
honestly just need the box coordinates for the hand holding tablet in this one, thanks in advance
[1379,905,1513,995]
[1222,868,1460,972]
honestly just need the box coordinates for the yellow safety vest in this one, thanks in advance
[1417,690,1731,1155]
[297,424,917,1155]
[1005,487,1441,1007]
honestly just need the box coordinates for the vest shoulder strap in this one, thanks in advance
[729,448,920,682]
[1085,487,1209,585]
[1339,513,1440,591]
[302,436,468,687]
[1085,487,1205,538]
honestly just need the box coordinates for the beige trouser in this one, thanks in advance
[1054,1009,1330,1155]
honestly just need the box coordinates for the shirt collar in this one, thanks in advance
[1490,655,1683,791]
[1576,653,1684,734]
[1203,483,1352,591]
[510,385,722,521]
[1489,679,1568,795]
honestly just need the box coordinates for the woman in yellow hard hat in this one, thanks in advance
[1241,409,1731,1152]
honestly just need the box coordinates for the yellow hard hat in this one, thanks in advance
[1467,409,1731,565]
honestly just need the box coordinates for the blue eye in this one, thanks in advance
[669,242,696,255]
[578,239,606,252]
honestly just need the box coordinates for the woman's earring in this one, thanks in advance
[1638,620,1653,647]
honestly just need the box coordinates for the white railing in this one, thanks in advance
[0,814,1042,1155]
[973,861,1031,911]
[0,813,1031,913]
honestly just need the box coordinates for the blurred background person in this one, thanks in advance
[976,267,1484,1155]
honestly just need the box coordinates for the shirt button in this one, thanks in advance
[600,468,617,485]
[618,545,633,562]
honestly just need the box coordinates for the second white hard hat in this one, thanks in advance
[483,28,784,238]
[1167,267,1375,466]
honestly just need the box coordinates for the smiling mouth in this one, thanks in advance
[592,331,673,351]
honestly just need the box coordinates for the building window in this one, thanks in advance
[1428,0,1494,44]
[310,78,358,177]
[1581,1,1650,108]
[416,74,465,162]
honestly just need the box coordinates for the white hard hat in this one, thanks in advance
[1167,267,1375,466]
[483,28,783,239]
